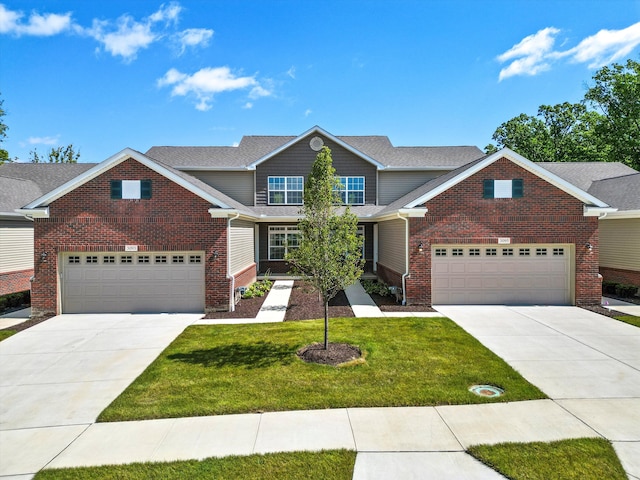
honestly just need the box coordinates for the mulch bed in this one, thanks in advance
[581,304,627,318]
[203,293,268,319]
[368,291,437,312]
[297,342,362,366]
[285,281,354,321]
[0,315,53,333]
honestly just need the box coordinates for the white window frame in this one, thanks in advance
[268,176,304,205]
[336,176,365,205]
[268,226,301,260]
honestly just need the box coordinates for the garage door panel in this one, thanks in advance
[432,244,571,305]
[62,252,205,313]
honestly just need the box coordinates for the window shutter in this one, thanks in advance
[512,179,523,198]
[141,180,152,199]
[110,180,122,199]
[483,179,494,199]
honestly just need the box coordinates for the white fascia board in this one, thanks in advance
[15,207,49,219]
[373,208,428,222]
[405,148,610,208]
[21,148,234,210]
[208,209,257,220]
[382,166,456,171]
[247,126,386,170]
[599,209,640,219]
[255,215,303,222]
[175,166,249,171]
[584,206,617,216]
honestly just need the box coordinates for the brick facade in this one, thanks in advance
[0,269,33,296]
[388,158,600,306]
[31,158,231,317]
[600,266,640,288]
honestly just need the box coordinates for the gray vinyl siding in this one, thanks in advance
[185,170,254,205]
[0,221,34,273]
[229,219,255,274]
[599,218,640,271]
[378,170,448,205]
[377,218,406,274]
[255,136,377,206]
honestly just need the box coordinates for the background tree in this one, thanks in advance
[486,59,638,169]
[584,58,640,170]
[30,144,80,163]
[286,146,364,349]
[0,93,9,164]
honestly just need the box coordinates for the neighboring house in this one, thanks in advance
[15,126,624,317]
[539,163,640,288]
[0,163,95,296]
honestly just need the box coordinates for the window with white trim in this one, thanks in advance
[336,176,365,205]
[502,248,514,256]
[536,248,547,256]
[469,248,480,256]
[68,256,80,264]
[452,248,464,256]
[86,256,98,264]
[485,248,497,256]
[138,255,150,264]
[435,248,447,256]
[553,248,565,256]
[483,179,523,199]
[268,176,303,204]
[111,180,152,199]
[268,226,301,260]
[121,255,133,264]
[103,255,115,264]
[519,248,530,256]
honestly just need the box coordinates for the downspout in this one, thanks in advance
[397,212,409,306]
[227,212,241,312]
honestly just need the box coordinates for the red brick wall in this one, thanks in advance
[0,269,33,296]
[32,158,231,317]
[600,267,640,288]
[404,158,600,306]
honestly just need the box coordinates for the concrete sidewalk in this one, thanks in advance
[345,281,443,318]
[602,296,640,316]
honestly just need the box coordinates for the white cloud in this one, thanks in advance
[175,27,213,53]
[28,135,59,145]
[158,66,271,111]
[304,109,312,117]
[497,27,559,81]
[243,102,254,109]
[497,22,640,80]
[286,66,296,79]
[564,22,640,67]
[0,4,72,36]
[148,2,182,25]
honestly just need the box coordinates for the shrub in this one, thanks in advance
[0,291,30,310]
[602,281,618,295]
[615,284,638,298]
[361,279,391,297]
[242,279,273,299]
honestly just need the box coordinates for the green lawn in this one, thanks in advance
[0,330,16,342]
[98,317,545,422]
[469,438,628,480]
[35,450,356,480]
[615,315,640,328]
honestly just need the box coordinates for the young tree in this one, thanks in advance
[30,144,80,163]
[286,146,364,349]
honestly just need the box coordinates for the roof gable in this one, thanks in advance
[246,126,386,170]
[21,148,252,214]
[403,148,610,209]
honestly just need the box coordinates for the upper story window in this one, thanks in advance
[268,176,303,205]
[483,179,523,199]
[111,180,152,200]
[336,176,365,205]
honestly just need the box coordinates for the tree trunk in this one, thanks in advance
[324,299,329,349]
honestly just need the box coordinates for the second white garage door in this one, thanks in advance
[61,251,205,314]
[432,244,572,305]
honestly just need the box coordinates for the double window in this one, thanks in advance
[268,176,303,205]
[268,226,301,260]
[336,176,365,205]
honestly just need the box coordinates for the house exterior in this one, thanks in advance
[0,163,95,296]
[15,126,628,317]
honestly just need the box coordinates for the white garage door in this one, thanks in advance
[62,251,205,313]
[432,244,571,305]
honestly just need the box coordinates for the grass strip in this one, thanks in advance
[468,438,627,480]
[99,317,545,422]
[0,330,16,341]
[614,315,640,327]
[35,449,356,480]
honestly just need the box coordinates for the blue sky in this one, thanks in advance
[1,1,640,163]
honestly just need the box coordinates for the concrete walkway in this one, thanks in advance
[0,308,31,329]
[602,296,640,316]
[345,281,443,318]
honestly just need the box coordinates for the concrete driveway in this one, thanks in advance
[436,305,640,478]
[0,313,199,477]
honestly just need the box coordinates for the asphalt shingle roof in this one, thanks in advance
[537,162,637,191]
[588,173,640,211]
[0,163,96,213]
[146,136,484,169]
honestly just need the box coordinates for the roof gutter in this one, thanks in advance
[15,207,49,219]
[583,206,617,217]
